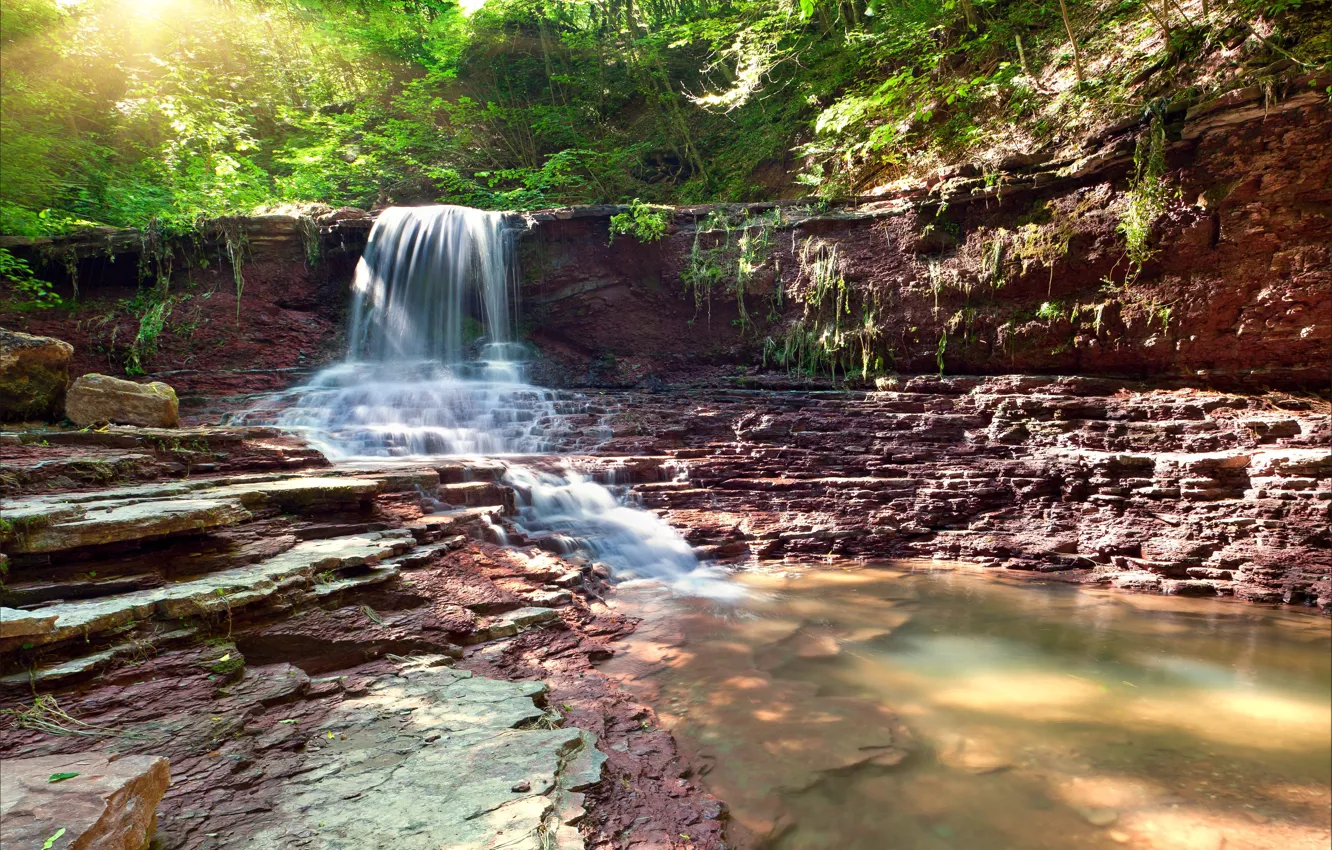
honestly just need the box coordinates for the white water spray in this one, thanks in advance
[350,205,516,363]
[251,205,726,595]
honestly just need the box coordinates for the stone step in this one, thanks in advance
[6,498,253,555]
[405,507,504,543]
[2,468,450,557]
[438,481,515,512]
[0,626,201,691]
[0,529,417,653]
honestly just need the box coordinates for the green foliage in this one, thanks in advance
[1036,300,1065,323]
[609,200,672,244]
[681,209,776,331]
[0,247,60,306]
[764,237,882,380]
[1118,113,1172,273]
[0,0,1326,235]
[126,296,177,377]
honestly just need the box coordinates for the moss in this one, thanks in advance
[200,642,245,678]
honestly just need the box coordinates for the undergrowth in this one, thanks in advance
[608,200,671,245]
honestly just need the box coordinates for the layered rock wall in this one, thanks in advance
[0,212,371,405]
[520,75,1331,391]
[3,73,1327,402]
[587,378,1331,611]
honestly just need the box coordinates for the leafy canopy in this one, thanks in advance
[1,0,1326,236]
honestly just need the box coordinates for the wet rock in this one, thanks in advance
[65,373,179,428]
[0,753,170,850]
[0,329,72,421]
[614,380,1330,611]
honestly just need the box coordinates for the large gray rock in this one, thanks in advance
[65,373,179,428]
[0,753,171,850]
[244,662,604,850]
[0,328,73,421]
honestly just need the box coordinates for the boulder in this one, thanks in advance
[0,329,73,421]
[65,374,179,428]
[0,753,170,850]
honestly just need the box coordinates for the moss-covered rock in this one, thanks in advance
[65,373,179,428]
[0,329,73,422]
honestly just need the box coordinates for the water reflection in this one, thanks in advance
[603,562,1332,849]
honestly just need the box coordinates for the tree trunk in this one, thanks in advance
[1016,35,1040,90]
[1145,0,1173,45]
[960,0,979,32]
[1057,0,1085,82]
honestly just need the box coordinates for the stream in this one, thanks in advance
[602,563,1332,850]
[233,203,1331,849]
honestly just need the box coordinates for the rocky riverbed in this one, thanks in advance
[0,427,726,850]
[1,66,1328,849]
[1,366,1327,848]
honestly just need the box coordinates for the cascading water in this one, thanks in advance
[244,205,730,595]
[348,206,517,364]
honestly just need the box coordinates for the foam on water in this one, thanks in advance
[504,464,745,600]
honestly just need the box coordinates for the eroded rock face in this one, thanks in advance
[0,328,72,421]
[591,377,1332,611]
[0,753,170,850]
[65,373,179,428]
[519,88,1331,391]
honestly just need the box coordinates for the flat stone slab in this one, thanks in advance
[8,498,252,554]
[0,753,171,850]
[2,467,451,553]
[0,607,58,638]
[242,663,603,850]
[4,530,416,650]
[464,607,561,644]
[207,476,382,511]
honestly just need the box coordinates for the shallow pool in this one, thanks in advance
[603,563,1332,849]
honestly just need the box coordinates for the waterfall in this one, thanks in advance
[244,205,727,595]
[262,206,587,457]
[349,206,517,364]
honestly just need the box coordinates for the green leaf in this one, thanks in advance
[48,772,79,783]
[43,828,67,849]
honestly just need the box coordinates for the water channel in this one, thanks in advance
[603,563,1332,850]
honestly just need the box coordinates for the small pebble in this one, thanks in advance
[1081,808,1119,827]
[1109,830,1131,844]
[511,780,531,793]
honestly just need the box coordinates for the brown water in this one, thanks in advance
[602,563,1332,850]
